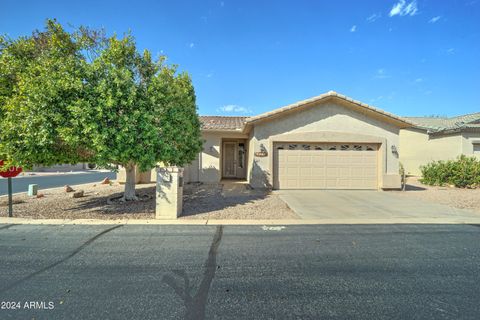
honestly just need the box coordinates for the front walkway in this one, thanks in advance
[276,190,480,222]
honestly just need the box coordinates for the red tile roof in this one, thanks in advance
[199,116,248,131]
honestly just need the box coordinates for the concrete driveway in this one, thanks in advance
[277,190,480,223]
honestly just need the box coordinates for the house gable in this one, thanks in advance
[245,91,412,131]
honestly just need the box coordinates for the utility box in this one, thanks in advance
[28,184,38,196]
[155,167,184,219]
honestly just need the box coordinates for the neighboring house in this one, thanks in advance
[128,91,412,190]
[400,113,480,176]
[32,163,90,172]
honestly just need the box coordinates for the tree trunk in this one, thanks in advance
[123,164,138,201]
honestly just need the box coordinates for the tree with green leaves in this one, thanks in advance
[0,20,203,201]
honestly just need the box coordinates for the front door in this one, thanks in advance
[223,142,237,178]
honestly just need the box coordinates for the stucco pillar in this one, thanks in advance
[155,167,183,219]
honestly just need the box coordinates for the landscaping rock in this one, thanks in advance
[72,190,84,198]
[36,193,44,198]
[101,178,110,185]
[64,185,74,193]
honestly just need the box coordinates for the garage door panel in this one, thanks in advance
[311,167,326,176]
[350,167,364,177]
[286,167,299,175]
[300,167,311,176]
[274,144,378,190]
[326,167,339,177]
[300,155,311,164]
[310,179,326,188]
[286,155,299,163]
[312,155,325,165]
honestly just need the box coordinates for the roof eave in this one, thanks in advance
[246,92,413,128]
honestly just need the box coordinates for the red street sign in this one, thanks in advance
[0,160,23,178]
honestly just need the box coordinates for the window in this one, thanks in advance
[474,144,480,155]
[302,144,311,150]
[288,144,297,150]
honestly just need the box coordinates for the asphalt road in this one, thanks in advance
[0,224,479,320]
[0,171,117,196]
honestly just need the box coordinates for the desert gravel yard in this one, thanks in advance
[0,181,297,220]
[181,183,298,219]
[0,183,156,219]
[392,177,480,214]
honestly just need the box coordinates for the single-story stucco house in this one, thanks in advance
[126,91,414,190]
[400,113,480,176]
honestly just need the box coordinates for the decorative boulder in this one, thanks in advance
[101,178,110,185]
[72,190,84,198]
[36,193,45,199]
[64,185,74,193]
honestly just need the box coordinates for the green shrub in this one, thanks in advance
[420,155,480,188]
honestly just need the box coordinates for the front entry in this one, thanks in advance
[223,142,237,178]
[222,140,247,179]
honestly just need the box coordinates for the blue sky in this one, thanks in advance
[1,0,479,117]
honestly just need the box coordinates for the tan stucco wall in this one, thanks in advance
[248,101,402,189]
[399,128,463,176]
[461,132,480,159]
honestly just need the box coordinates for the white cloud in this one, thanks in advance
[366,13,381,22]
[446,48,455,55]
[389,0,418,17]
[350,25,357,32]
[390,0,404,16]
[218,104,252,113]
[414,78,423,83]
[206,73,213,78]
[374,68,391,79]
[189,42,195,48]
[429,16,441,23]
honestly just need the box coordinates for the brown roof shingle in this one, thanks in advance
[199,116,248,131]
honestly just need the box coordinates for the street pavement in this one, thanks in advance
[0,224,479,319]
[0,171,117,196]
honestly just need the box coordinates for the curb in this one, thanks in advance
[1,217,480,226]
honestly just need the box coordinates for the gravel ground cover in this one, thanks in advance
[0,183,155,219]
[181,183,298,220]
[0,182,298,220]
[392,177,480,214]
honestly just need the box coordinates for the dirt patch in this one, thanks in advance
[0,182,298,220]
[392,177,480,214]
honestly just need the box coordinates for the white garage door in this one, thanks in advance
[274,143,378,190]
